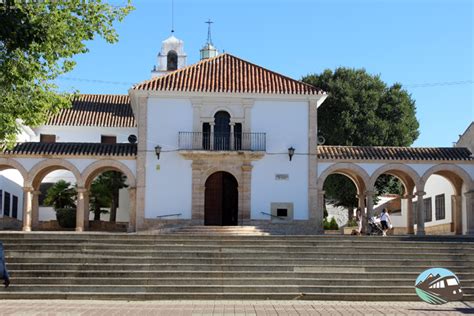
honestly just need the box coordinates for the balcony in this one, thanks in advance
[178,132,266,152]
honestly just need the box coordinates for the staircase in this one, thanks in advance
[1,231,473,300]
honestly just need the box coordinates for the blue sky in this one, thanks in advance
[55,0,473,147]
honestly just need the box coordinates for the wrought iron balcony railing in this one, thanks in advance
[178,132,266,152]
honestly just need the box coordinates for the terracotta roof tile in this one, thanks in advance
[46,94,136,127]
[3,142,137,157]
[133,53,325,95]
[317,145,473,161]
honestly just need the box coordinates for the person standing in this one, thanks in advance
[356,208,363,235]
[380,208,392,237]
[0,242,10,288]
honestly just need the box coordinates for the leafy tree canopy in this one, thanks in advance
[91,171,128,222]
[0,0,133,147]
[303,68,419,209]
[303,68,419,147]
[44,180,76,210]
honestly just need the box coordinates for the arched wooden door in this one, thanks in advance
[205,171,238,225]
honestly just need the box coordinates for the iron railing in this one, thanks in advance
[178,132,266,151]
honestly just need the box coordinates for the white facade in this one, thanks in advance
[251,100,309,220]
[144,97,193,219]
[33,126,137,143]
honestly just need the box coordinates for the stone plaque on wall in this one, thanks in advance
[275,174,289,181]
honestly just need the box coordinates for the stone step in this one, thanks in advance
[4,284,472,294]
[2,237,474,247]
[4,243,474,254]
[6,263,474,272]
[10,270,474,280]
[2,231,473,301]
[9,277,474,287]
[0,232,474,247]
[0,291,440,301]
[5,257,474,267]
[6,249,474,259]
[5,246,474,258]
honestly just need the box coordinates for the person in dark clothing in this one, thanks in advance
[0,242,10,288]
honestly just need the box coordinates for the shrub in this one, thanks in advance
[56,208,76,228]
[329,217,339,230]
[346,218,358,227]
[323,217,339,230]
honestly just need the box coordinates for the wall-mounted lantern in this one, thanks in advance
[288,147,295,161]
[155,145,162,160]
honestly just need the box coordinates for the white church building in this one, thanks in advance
[0,33,473,235]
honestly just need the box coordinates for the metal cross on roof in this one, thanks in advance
[206,19,214,45]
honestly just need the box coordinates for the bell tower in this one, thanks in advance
[151,34,187,78]
[151,1,187,77]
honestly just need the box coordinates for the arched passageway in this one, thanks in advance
[419,164,474,235]
[26,159,83,232]
[82,160,136,232]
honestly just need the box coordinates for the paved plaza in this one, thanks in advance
[0,300,473,316]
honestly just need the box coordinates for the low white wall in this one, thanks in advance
[413,174,454,227]
[33,126,137,143]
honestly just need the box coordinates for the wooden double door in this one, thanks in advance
[204,171,238,226]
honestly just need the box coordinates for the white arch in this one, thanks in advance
[0,158,28,182]
[82,159,136,188]
[28,159,84,188]
[369,163,421,190]
[421,163,473,193]
[317,163,370,192]
[202,168,241,188]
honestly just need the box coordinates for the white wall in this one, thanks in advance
[251,100,309,220]
[144,97,193,219]
[0,174,23,220]
[413,174,454,228]
[32,126,137,143]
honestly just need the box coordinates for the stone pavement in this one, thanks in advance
[0,300,473,315]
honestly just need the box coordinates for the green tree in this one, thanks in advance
[303,68,419,209]
[89,177,111,221]
[323,174,358,213]
[0,1,133,147]
[92,171,128,223]
[44,180,76,210]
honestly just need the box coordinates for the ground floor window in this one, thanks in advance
[424,197,432,222]
[3,192,10,216]
[12,195,18,218]
[435,194,445,220]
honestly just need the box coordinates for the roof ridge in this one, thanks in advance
[222,53,323,93]
[133,53,224,89]
[75,93,129,98]
[133,53,324,95]
[319,145,467,149]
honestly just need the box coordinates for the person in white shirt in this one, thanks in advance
[356,208,363,235]
[380,208,392,237]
